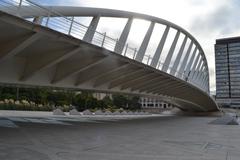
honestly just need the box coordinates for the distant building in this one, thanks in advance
[93,93,173,112]
[92,92,112,100]
[215,36,240,108]
[140,97,173,113]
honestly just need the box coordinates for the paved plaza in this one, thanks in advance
[0,111,240,160]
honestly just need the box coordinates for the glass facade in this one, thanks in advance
[215,37,240,108]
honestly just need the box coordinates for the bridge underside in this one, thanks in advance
[0,11,217,112]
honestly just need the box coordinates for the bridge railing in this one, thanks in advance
[0,0,208,92]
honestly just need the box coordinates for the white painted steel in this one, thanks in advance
[162,30,180,72]
[150,26,170,68]
[188,53,201,81]
[135,22,155,62]
[170,35,187,76]
[184,46,197,78]
[114,18,133,54]
[178,41,193,79]
[83,15,100,43]
[0,0,210,91]
[0,0,216,111]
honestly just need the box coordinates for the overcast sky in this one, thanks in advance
[33,0,240,93]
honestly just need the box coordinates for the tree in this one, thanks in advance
[0,87,17,100]
[112,94,128,109]
[0,86,141,112]
[47,90,72,106]
[128,96,141,110]
[112,94,141,110]
[72,93,85,111]
[72,91,97,111]
[102,96,113,108]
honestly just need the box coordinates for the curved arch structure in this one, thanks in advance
[0,0,218,111]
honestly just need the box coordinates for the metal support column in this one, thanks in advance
[191,57,203,83]
[184,46,197,78]
[162,30,180,72]
[195,64,204,86]
[177,41,193,78]
[170,35,187,75]
[83,15,100,43]
[150,26,170,68]
[135,22,155,62]
[188,52,201,81]
[114,17,133,54]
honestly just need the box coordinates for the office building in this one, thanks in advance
[215,36,240,108]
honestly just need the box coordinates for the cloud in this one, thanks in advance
[190,1,240,36]
[188,0,240,93]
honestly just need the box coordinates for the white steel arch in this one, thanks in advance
[1,4,210,91]
[0,0,218,112]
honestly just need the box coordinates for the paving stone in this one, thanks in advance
[209,114,239,125]
[0,120,18,128]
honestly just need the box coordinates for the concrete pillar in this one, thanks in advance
[170,35,187,75]
[150,26,170,68]
[83,15,100,43]
[162,30,180,72]
[114,17,133,54]
[135,22,155,62]
[177,41,193,78]
[184,46,197,78]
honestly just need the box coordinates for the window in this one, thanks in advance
[163,104,167,108]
